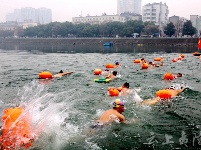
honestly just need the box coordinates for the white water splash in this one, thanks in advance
[5,80,82,149]
[131,88,143,103]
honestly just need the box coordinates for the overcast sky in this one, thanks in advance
[0,0,200,22]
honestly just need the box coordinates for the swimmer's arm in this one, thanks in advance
[62,72,73,76]
[141,97,160,105]
[177,87,186,93]
[105,74,110,79]
[119,115,127,124]
[108,87,122,91]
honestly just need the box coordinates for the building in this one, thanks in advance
[72,14,126,24]
[120,12,142,22]
[0,21,18,31]
[72,13,142,25]
[169,15,186,37]
[142,2,169,26]
[117,0,142,15]
[190,15,201,36]
[21,21,38,29]
[6,7,52,25]
[37,8,52,24]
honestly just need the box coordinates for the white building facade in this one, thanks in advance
[72,14,142,25]
[117,0,142,15]
[142,2,169,26]
[72,15,126,24]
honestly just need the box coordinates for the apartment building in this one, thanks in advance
[117,0,142,15]
[142,2,169,26]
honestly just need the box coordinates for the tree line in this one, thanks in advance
[0,20,197,38]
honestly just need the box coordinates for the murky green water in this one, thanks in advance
[0,48,200,150]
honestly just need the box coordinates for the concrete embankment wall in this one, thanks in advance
[0,37,198,45]
[0,38,198,52]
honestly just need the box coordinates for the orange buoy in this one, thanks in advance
[142,63,149,69]
[108,88,119,96]
[0,107,33,149]
[199,55,201,59]
[172,59,177,62]
[94,69,102,75]
[106,64,114,68]
[154,57,162,61]
[38,71,53,79]
[134,59,141,63]
[180,54,185,58]
[156,90,172,99]
[177,56,182,60]
[164,72,174,80]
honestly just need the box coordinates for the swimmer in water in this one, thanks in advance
[108,82,130,96]
[53,70,73,78]
[114,60,120,68]
[96,99,127,126]
[106,71,117,80]
[174,73,182,79]
[142,85,186,105]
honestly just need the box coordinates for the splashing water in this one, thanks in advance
[1,80,83,150]
[131,88,143,103]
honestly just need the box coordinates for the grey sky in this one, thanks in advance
[0,0,200,22]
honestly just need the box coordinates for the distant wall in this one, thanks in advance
[0,37,198,45]
[0,37,198,52]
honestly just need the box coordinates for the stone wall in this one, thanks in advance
[0,37,198,52]
[0,37,198,45]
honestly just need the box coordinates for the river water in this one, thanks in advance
[0,47,200,150]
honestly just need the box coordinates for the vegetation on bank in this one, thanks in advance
[0,20,197,38]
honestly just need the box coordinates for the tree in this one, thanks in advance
[182,20,197,36]
[164,22,176,37]
[0,30,14,38]
[106,22,124,37]
[143,25,159,36]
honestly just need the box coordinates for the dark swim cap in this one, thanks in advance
[123,82,129,88]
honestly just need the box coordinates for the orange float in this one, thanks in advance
[38,71,53,79]
[180,54,185,58]
[0,107,33,149]
[134,59,141,63]
[94,69,102,75]
[142,63,149,69]
[154,57,162,61]
[108,88,119,96]
[164,72,174,80]
[106,64,114,68]
[172,59,177,62]
[177,56,182,60]
[156,90,172,99]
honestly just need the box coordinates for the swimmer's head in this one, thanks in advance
[59,70,63,73]
[115,60,119,65]
[113,99,124,108]
[123,82,129,88]
[112,71,117,76]
[177,73,182,77]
